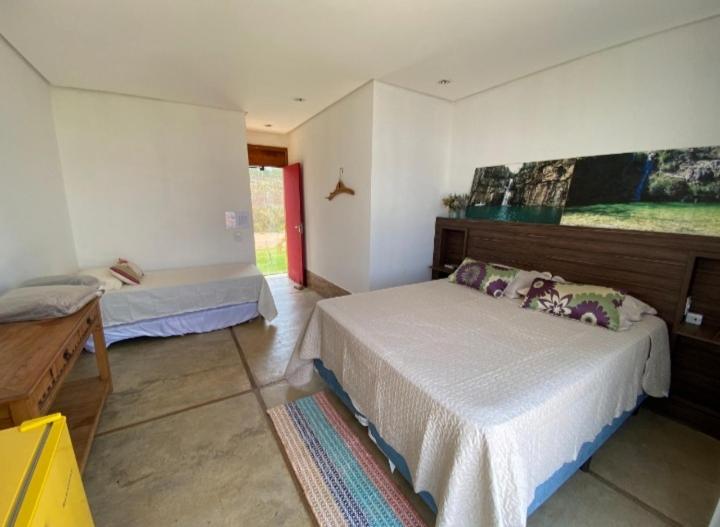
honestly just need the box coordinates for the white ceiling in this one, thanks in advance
[2,1,719,133]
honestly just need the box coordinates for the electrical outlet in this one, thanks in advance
[685,312,703,326]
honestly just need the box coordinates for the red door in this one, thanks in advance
[283,163,306,286]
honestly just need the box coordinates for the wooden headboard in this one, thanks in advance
[432,217,720,328]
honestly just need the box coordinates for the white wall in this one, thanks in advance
[53,89,253,270]
[289,18,720,293]
[246,130,289,148]
[288,83,374,293]
[370,82,451,289]
[449,16,720,191]
[287,81,451,292]
[0,38,77,292]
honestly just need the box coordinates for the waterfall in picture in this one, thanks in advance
[633,155,654,201]
[501,177,514,206]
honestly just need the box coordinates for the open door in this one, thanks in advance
[283,163,305,286]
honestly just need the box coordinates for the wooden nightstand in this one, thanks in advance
[431,219,468,279]
[660,253,720,439]
[675,322,720,345]
[0,298,112,471]
[429,265,457,280]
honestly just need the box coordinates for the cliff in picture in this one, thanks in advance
[561,146,720,236]
[467,160,574,224]
[466,146,720,236]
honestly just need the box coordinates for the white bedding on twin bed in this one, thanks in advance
[286,279,670,527]
[98,263,277,327]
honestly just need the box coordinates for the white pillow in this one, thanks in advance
[504,270,552,299]
[80,267,124,291]
[22,274,100,288]
[0,286,101,322]
[619,295,657,322]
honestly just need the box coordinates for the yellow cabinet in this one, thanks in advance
[0,414,94,527]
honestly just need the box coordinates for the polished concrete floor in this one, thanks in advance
[77,274,720,526]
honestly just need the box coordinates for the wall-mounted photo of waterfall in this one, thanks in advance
[560,146,720,236]
[467,160,573,224]
[466,146,720,236]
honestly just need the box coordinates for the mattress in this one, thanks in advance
[98,263,277,327]
[285,279,671,527]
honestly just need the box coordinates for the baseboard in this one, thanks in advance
[306,270,350,298]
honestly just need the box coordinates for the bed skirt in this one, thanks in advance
[85,302,259,351]
[314,359,645,518]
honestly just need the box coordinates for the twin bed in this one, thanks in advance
[86,263,277,350]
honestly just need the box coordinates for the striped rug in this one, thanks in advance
[268,391,427,527]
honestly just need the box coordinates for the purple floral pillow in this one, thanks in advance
[448,258,518,297]
[521,278,625,330]
[482,264,519,297]
[448,258,487,289]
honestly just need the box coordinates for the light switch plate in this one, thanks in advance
[685,312,703,325]
[225,210,250,229]
[225,211,237,229]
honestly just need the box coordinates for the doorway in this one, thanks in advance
[247,143,305,285]
[249,166,287,275]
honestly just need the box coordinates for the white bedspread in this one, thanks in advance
[286,280,670,527]
[98,263,277,327]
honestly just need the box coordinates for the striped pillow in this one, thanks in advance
[110,260,143,285]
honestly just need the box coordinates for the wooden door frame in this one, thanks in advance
[248,144,288,167]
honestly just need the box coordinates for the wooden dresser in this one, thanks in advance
[0,298,112,471]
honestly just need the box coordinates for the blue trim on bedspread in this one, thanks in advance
[314,358,645,518]
[527,392,645,514]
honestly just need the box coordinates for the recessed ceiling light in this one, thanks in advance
[438,79,451,85]
[293,97,306,102]
[264,123,272,128]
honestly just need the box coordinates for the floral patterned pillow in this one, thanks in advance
[448,258,485,287]
[521,278,625,330]
[448,258,518,297]
[482,264,519,297]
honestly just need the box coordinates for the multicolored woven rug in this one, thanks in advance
[268,391,427,527]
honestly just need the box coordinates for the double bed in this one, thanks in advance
[286,276,670,526]
[86,263,277,350]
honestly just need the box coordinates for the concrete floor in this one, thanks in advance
[77,274,720,526]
